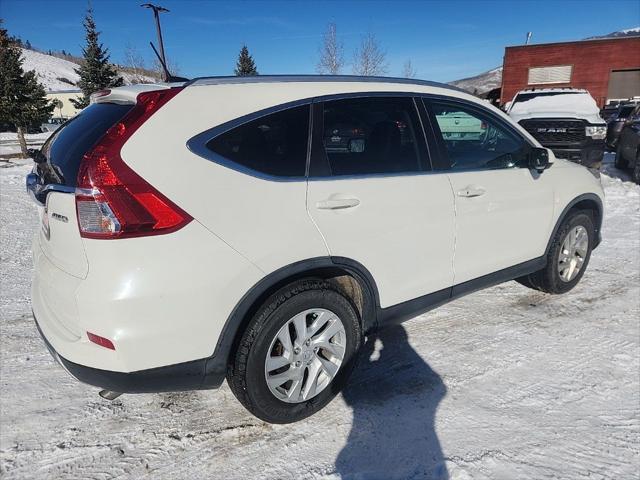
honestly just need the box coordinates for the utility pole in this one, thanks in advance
[141,3,169,80]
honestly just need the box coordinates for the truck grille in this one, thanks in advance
[519,119,586,145]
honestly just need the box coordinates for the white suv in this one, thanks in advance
[27,76,604,423]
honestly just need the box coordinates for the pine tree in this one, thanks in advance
[234,45,258,76]
[0,25,54,157]
[70,7,123,109]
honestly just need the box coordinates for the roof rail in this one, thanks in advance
[185,74,465,93]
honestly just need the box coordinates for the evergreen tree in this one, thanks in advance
[70,7,123,109]
[234,45,258,76]
[0,25,54,157]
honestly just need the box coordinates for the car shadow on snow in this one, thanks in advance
[335,325,448,480]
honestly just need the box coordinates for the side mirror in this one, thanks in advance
[529,147,550,172]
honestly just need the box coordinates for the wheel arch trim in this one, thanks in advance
[203,256,381,383]
[546,192,603,255]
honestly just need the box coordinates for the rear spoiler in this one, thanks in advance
[90,84,180,105]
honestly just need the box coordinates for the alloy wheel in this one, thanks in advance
[557,225,589,282]
[264,308,346,403]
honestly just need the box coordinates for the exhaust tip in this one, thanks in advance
[99,390,122,401]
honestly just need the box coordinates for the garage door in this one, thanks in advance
[608,69,640,100]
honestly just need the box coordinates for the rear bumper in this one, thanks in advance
[34,314,226,393]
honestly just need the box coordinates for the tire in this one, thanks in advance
[226,279,362,423]
[615,143,627,169]
[517,211,594,294]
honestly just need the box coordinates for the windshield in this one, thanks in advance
[513,91,581,104]
[618,105,636,117]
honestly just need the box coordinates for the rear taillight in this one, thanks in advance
[76,88,192,239]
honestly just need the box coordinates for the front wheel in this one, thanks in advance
[227,280,362,423]
[517,211,594,294]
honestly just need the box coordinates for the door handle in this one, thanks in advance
[457,185,486,198]
[316,197,360,210]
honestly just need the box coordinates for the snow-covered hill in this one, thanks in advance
[586,26,640,39]
[449,66,503,95]
[20,48,159,92]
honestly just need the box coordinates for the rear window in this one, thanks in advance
[206,105,310,177]
[39,103,133,186]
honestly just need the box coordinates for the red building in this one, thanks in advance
[501,36,640,107]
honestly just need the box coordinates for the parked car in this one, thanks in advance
[27,77,604,423]
[507,88,606,169]
[606,102,640,150]
[601,101,622,123]
[614,104,640,184]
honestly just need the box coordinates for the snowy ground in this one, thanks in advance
[0,153,638,479]
[0,132,51,161]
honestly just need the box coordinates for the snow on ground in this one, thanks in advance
[0,153,638,479]
[0,132,52,160]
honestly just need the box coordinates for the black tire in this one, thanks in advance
[615,143,627,169]
[516,211,595,294]
[226,279,362,424]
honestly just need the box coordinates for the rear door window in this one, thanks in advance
[206,105,310,178]
[313,96,426,176]
[39,103,133,187]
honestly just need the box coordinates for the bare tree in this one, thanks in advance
[153,57,180,80]
[316,22,344,75]
[124,43,147,84]
[401,59,416,78]
[352,33,388,76]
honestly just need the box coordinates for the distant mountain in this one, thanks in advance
[586,27,640,40]
[449,66,502,95]
[20,48,160,92]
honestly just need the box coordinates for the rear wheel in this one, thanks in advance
[227,280,362,423]
[517,211,594,294]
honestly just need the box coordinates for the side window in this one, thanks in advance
[430,101,527,171]
[318,97,426,176]
[206,104,310,177]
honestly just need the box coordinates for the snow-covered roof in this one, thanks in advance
[509,91,600,116]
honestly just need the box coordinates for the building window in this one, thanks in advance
[528,65,572,85]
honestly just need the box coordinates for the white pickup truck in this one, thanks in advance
[506,88,606,169]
